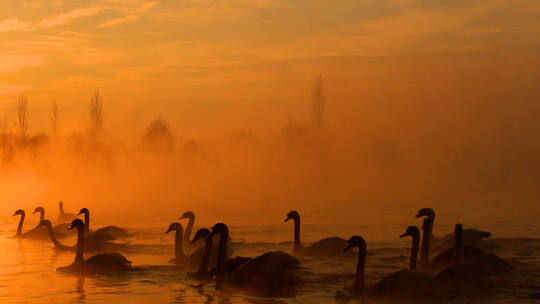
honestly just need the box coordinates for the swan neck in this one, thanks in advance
[46,223,66,249]
[293,216,301,249]
[75,226,85,264]
[185,216,194,246]
[198,237,213,275]
[59,202,64,215]
[16,213,25,236]
[410,234,420,269]
[39,210,44,222]
[453,225,463,263]
[356,244,366,287]
[174,229,185,261]
[421,219,432,267]
[216,229,229,275]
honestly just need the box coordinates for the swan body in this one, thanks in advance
[285,210,346,257]
[210,223,301,294]
[416,208,491,251]
[58,201,77,222]
[57,219,132,274]
[78,208,130,239]
[429,245,484,270]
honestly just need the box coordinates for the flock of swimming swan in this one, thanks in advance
[11,202,511,299]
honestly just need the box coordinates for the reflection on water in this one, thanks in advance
[0,213,539,303]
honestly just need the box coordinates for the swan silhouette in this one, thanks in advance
[284,210,346,257]
[38,220,125,252]
[435,224,511,284]
[58,201,77,222]
[189,228,213,279]
[338,231,434,300]
[33,207,72,237]
[165,222,210,267]
[78,208,130,239]
[210,223,301,295]
[12,209,48,239]
[57,219,132,274]
[416,208,491,251]
[179,211,234,255]
[435,224,498,286]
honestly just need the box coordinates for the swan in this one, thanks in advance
[12,209,49,239]
[58,201,77,222]
[415,208,491,250]
[179,210,234,255]
[78,208,130,239]
[165,222,208,267]
[435,224,500,286]
[189,227,250,280]
[427,219,484,270]
[338,233,434,300]
[210,223,301,295]
[57,219,132,274]
[32,206,72,237]
[188,228,213,279]
[284,210,346,257]
[435,223,511,284]
[38,220,125,252]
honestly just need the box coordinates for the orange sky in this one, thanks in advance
[0,0,539,134]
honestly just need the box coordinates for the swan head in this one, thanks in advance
[13,209,24,216]
[33,206,44,214]
[191,228,211,244]
[165,222,183,234]
[343,235,366,252]
[415,208,435,219]
[400,226,420,238]
[68,219,85,231]
[179,211,195,220]
[78,208,89,216]
[210,223,228,237]
[285,210,299,222]
[39,220,52,228]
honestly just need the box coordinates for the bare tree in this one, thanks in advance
[17,92,29,135]
[312,75,326,131]
[90,90,103,131]
[51,99,58,135]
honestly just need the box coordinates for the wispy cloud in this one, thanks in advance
[0,18,32,32]
[0,7,102,32]
[39,7,102,28]
[97,0,158,28]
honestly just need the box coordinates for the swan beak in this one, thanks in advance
[399,233,409,238]
[32,208,39,214]
[68,224,74,231]
[415,213,421,218]
[12,212,17,216]
[165,227,173,234]
[77,210,83,216]
[343,243,353,252]
[284,216,291,222]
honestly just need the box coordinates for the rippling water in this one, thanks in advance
[1,211,539,303]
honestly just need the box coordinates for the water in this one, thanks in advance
[0,212,539,303]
